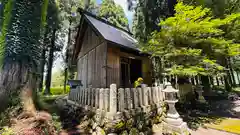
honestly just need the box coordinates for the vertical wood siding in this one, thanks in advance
[77,24,107,88]
[79,26,104,58]
[107,47,120,87]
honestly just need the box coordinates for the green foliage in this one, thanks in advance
[0,91,21,126]
[58,0,97,28]
[144,2,240,77]
[129,128,139,135]
[41,0,49,29]
[114,120,125,130]
[0,0,13,68]
[182,0,240,18]
[132,0,176,42]
[4,0,42,67]
[51,113,62,132]
[0,127,14,135]
[51,70,65,87]
[99,0,129,30]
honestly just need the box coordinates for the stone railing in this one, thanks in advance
[68,83,190,134]
[68,84,165,115]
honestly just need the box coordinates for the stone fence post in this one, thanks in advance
[109,84,117,114]
[99,88,104,110]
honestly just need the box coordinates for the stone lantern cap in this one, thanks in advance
[162,82,179,93]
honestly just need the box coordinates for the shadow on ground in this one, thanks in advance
[177,97,240,130]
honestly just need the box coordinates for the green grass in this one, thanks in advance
[42,86,70,95]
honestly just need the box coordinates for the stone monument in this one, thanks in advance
[195,84,206,103]
[162,82,189,135]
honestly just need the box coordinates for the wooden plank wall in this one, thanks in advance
[76,24,107,88]
[96,43,107,87]
[77,42,107,88]
[79,25,104,58]
[107,47,120,87]
[87,49,95,87]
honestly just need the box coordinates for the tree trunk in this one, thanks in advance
[223,57,232,91]
[216,77,219,86]
[63,68,68,93]
[224,75,232,91]
[64,19,72,93]
[0,62,36,111]
[44,29,56,95]
[38,48,46,92]
[236,72,240,86]
[38,31,48,92]
[210,76,214,86]
[228,57,236,86]
[220,77,224,85]
[201,76,211,94]
[191,77,195,85]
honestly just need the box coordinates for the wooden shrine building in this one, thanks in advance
[71,11,152,88]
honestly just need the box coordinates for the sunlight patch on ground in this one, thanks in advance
[206,118,240,134]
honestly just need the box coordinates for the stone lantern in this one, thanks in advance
[162,82,188,134]
[195,84,206,103]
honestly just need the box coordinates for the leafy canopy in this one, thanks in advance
[144,2,240,77]
[132,0,176,42]
[99,0,129,30]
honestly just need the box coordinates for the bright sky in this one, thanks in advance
[53,0,134,73]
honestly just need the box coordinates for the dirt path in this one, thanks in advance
[190,127,237,135]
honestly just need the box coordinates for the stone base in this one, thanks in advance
[152,123,163,134]
[163,121,189,135]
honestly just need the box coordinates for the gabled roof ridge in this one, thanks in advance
[77,8,133,36]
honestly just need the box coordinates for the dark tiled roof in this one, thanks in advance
[84,14,140,51]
